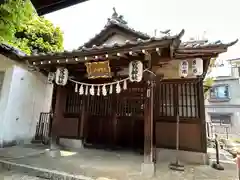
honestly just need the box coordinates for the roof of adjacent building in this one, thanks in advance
[0,43,26,60]
[31,0,89,15]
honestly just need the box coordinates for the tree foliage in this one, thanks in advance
[14,17,64,54]
[203,58,216,98]
[0,0,33,42]
[0,0,64,54]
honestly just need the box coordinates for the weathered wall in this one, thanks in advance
[0,55,53,147]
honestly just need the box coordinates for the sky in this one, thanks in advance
[45,0,240,76]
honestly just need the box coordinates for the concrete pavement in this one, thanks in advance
[0,144,238,180]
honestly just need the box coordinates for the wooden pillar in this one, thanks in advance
[79,96,86,139]
[144,81,154,161]
[49,85,66,156]
[82,95,90,145]
[142,54,155,177]
[112,93,118,146]
[112,71,118,146]
[198,79,207,153]
[51,86,67,142]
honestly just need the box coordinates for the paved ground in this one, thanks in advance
[0,169,46,180]
[0,145,239,180]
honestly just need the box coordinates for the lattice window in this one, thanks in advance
[178,82,198,118]
[65,91,83,114]
[116,85,145,117]
[156,83,174,116]
[156,82,199,118]
[88,95,113,116]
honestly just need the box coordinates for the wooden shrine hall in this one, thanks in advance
[19,9,237,172]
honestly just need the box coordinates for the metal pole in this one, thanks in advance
[226,127,229,139]
[176,112,179,152]
[169,84,184,171]
[212,134,224,170]
[237,155,240,180]
[215,135,220,164]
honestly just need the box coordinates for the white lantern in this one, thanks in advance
[179,60,188,78]
[55,67,68,86]
[129,60,143,82]
[192,58,203,76]
[47,72,55,84]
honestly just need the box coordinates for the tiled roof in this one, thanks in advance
[0,43,26,57]
[174,39,238,60]
[23,29,184,61]
[80,8,151,48]
[179,39,238,49]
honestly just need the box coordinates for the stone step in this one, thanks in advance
[0,159,93,180]
[0,169,47,180]
[31,139,49,145]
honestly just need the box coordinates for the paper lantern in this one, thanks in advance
[129,60,143,82]
[55,67,68,86]
[192,58,203,76]
[179,60,188,78]
[47,72,55,84]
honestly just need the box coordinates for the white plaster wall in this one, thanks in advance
[0,55,53,146]
[103,34,131,45]
[0,56,15,146]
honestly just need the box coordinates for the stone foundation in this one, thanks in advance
[157,148,208,165]
[59,138,83,150]
[141,162,155,177]
[0,138,32,148]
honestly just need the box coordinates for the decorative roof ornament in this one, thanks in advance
[160,29,171,36]
[108,7,127,25]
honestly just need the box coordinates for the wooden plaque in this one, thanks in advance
[85,61,112,79]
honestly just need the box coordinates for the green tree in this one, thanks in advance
[0,0,64,54]
[14,17,64,54]
[0,0,33,42]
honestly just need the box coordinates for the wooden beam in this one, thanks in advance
[52,86,67,138]
[23,39,173,63]
[142,53,155,175]
[198,79,207,153]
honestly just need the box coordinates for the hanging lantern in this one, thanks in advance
[179,60,188,78]
[192,58,203,76]
[47,72,55,84]
[129,60,143,82]
[55,67,68,86]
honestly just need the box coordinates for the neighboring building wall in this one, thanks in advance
[205,59,240,139]
[0,55,53,147]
